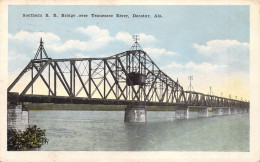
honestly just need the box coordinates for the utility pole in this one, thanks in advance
[208,86,214,95]
[187,75,194,91]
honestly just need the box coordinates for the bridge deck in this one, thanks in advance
[18,94,186,107]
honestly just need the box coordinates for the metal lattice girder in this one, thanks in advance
[8,48,249,108]
[184,91,248,108]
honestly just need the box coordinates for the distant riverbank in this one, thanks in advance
[24,103,200,111]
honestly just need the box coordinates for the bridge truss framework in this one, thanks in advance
[8,40,249,109]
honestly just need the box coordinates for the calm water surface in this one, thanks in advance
[29,110,249,151]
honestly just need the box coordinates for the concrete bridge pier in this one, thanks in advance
[230,107,237,115]
[212,107,223,116]
[228,108,231,115]
[242,108,247,114]
[124,104,147,123]
[236,107,242,114]
[175,105,189,119]
[8,92,29,131]
[222,108,230,115]
[198,107,208,117]
[246,107,250,114]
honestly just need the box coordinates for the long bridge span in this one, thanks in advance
[8,38,249,122]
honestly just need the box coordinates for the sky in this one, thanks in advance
[8,5,250,100]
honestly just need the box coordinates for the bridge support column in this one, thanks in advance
[236,108,242,114]
[212,107,223,116]
[242,108,247,114]
[246,107,249,114]
[222,108,230,115]
[198,107,208,117]
[124,104,146,123]
[7,93,29,131]
[230,107,237,115]
[175,105,189,119]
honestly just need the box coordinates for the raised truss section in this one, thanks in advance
[8,41,186,106]
[8,40,249,108]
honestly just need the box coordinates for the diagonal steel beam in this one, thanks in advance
[72,62,89,97]
[56,62,71,96]
[105,60,127,100]
[50,62,70,96]
[8,61,32,92]
[21,60,51,95]
[105,82,117,99]
[32,63,54,95]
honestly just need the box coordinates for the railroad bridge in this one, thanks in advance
[8,38,249,122]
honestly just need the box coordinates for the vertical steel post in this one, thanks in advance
[54,62,56,96]
[144,52,146,101]
[104,60,106,99]
[70,61,73,96]
[89,60,91,98]
[31,65,33,94]
[73,61,75,96]
[139,51,141,73]
[166,77,168,102]
[126,54,128,100]
[48,63,50,96]
[132,52,134,72]
[40,38,43,59]
[116,57,118,99]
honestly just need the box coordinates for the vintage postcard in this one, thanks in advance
[0,0,260,161]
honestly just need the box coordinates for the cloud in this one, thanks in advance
[8,50,29,61]
[116,32,156,45]
[185,62,226,73]
[8,27,162,56]
[165,61,226,73]
[76,25,112,40]
[47,40,88,52]
[74,53,89,58]
[161,39,249,100]
[9,30,61,45]
[163,61,248,100]
[193,39,249,66]
[143,47,176,58]
[115,32,132,45]
[9,26,115,53]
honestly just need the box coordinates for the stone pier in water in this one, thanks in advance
[175,105,189,119]
[7,92,29,131]
[198,107,209,117]
[124,104,147,122]
[7,103,29,131]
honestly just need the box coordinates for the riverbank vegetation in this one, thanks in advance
[7,125,48,151]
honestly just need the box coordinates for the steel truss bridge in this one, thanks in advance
[8,39,249,109]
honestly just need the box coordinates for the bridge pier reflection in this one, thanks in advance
[124,104,147,123]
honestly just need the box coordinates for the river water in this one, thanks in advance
[29,110,249,151]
